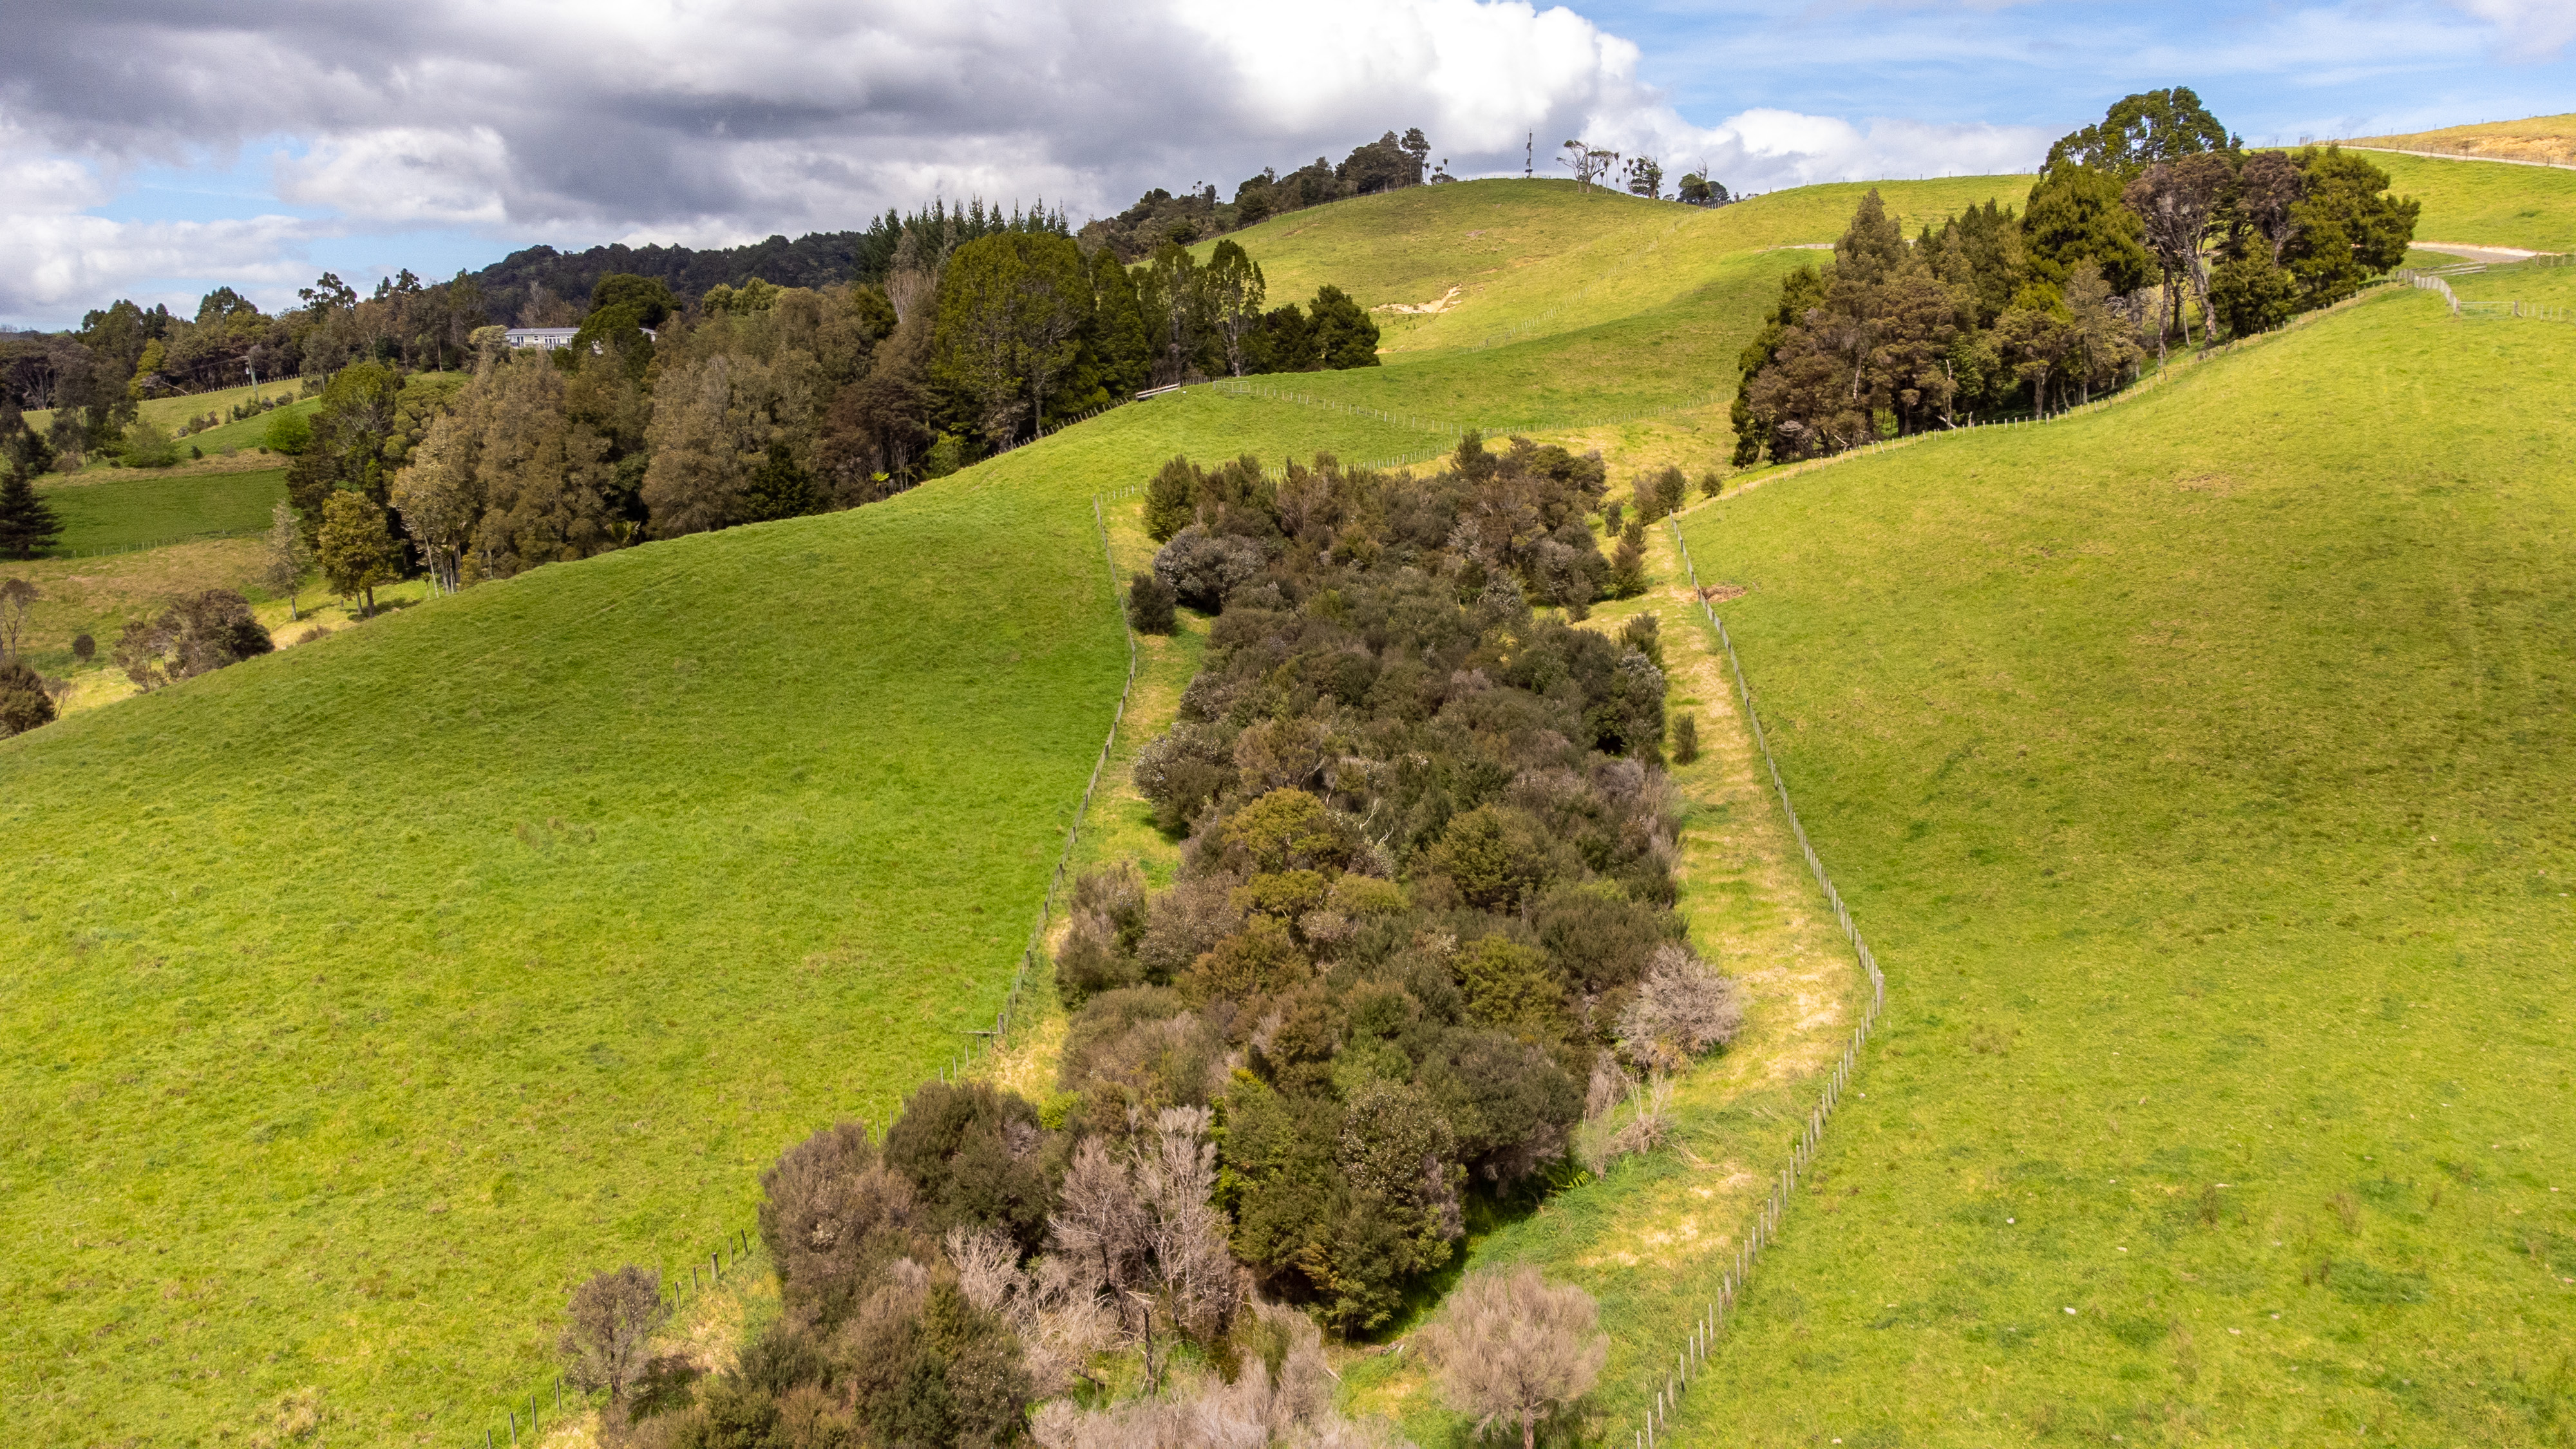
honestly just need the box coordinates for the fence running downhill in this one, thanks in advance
[976,494,1142,1066]
[1606,520,1889,1449]
[456,499,1142,1448]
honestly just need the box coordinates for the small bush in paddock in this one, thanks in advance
[71,632,95,663]
[0,659,55,737]
[1671,711,1699,763]
[1126,571,1177,635]
[1417,1265,1608,1449]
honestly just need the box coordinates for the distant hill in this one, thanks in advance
[2345,111,2576,167]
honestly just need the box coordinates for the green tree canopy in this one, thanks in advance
[929,232,1095,448]
[1308,285,1380,370]
[587,273,677,328]
[2045,87,2235,182]
[317,488,401,616]
[2023,166,2155,294]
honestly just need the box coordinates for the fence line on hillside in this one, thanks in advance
[462,1222,761,1449]
[2395,266,2575,323]
[1614,274,2409,1445]
[2409,270,2463,314]
[46,524,265,560]
[1612,520,1889,1449]
[2338,142,2576,173]
[945,491,1141,1088]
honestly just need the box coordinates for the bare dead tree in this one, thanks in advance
[1557,140,1620,193]
[1615,943,1745,1073]
[1030,1301,1403,1448]
[560,1266,668,1403]
[0,576,35,660]
[1416,1266,1609,1449]
[1045,1107,1240,1395]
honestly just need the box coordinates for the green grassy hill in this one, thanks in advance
[2356,152,2576,253]
[0,390,1432,1445]
[1672,286,2576,1444]
[2349,113,2576,168]
[39,464,289,553]
[10,149,2573,1446]
[22,380,314,444]
[1201,177,2036,434]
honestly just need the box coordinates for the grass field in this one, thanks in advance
[39,465,289,554]
[2351,151,2576,254]
[1219,176,2033,359]
[14,154,2576,1446]
[1191,175,2038,473]
[2446,257,2576,308]
[0,385,1442,1446]
[22,380,320,450]
[1670,286,2576,1444]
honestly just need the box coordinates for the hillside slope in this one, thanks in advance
[2360,151,2576,254]
[0,389,1435,1445]
[1674,287,2576,1444]
[2349,112,2576,168]
[1194,177,2036,443]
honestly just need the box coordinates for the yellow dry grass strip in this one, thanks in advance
[1567,532,1864,1277]
[2347,112,2576,167]
[974,489,1201,1099]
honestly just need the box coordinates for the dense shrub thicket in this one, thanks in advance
[1055,433,1736,1332]
[572,437,1741,1444]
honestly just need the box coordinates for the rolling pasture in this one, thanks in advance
[0,390,1428,1445]
[21,380,318,453]
[7,145,2571,1447]
[39,465,289,554]
[2360,151,2576,254]
[1204,176,2037,433]
[1674,285,2576,1444]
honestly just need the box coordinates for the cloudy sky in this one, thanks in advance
[1,0,2570,327]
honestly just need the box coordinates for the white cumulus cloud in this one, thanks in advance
[2451,0,2576,57]
[0,0,2052,325]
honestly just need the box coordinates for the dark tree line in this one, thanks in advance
[268,221,1379,606]
[1730,87,2420,465]
[473,198,1071,330]
[0,274,491,462]
[1081,129,1437,261]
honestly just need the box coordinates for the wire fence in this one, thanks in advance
[1607,275,2411,1444]
[455,498,1143,1446]
[1609,520,1888,1449]
[2395,265,2572,323]
[465,1224,761,1448]
[958,489,1142,1076]
[2338,142,2576,174]
[46,525,266,560]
